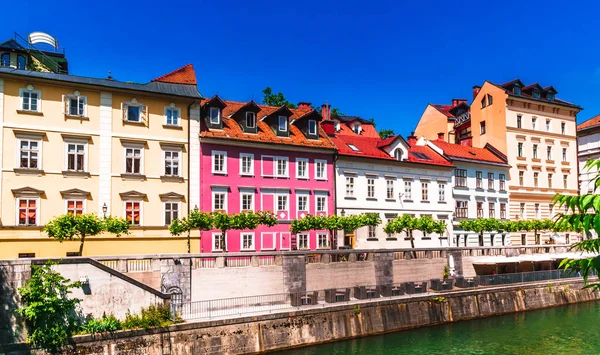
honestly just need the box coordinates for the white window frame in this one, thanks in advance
[240,191,254,212]
[123,144,144,174]
[163,201,180,226]
[209,107,221,125]
[211,150,227,174]
[19,88,42,112]
[315,160,327,180]
[297,194,309,213]
[275,156,289,178]
[317,232,329,249]
[240,232,255,251]
[316,193,327,215]
[278,116,288,132]
[66,95,87,117]
[64,140,88,172]
[123,102,144,122]
[308,120,317,135]
[124,200,142,226]
[404,180,412,200]
[345,176,355,197]
[438,183,445,202]
[164,106,181,126]
[212,189,228,212]
[211,232,227,252]
[65,199,86,215]
[296,158,309,179]
[16,198,40,226]
[276,193,289,212]
[562,148,568,162]
[297,233,310,250]
[261,232,277,251]
[17,136,42,169]
[367,178,375,198]
[245,111,256,128]
[239,153,254,176]
[386,179,394,199]
[163,149,181,177]
[421,181,429,201]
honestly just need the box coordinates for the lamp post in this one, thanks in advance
[102,203,108,219]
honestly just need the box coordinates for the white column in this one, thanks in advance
[98,92,113,215]
[189,104,201,211]
[0,79,4,218]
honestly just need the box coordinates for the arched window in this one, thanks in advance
[0,53,9,67]
[17,55,26,70]
[394,149,403,161]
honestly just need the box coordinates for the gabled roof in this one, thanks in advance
[431,104,456,119]
[200,98,335,150]
[151,64,197,85]
[489,79,580,109]
[0,39,25,50]
[430,140,508,165]
[577,114,600,131]
[376,134,406,148]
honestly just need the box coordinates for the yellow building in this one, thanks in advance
[0,64,203,258]
[414,99,469,144]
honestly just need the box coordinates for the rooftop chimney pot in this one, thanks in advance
[297,102,312,111]
[437,132,445,141]
[472,86,481,99]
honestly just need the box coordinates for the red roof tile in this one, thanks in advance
[431,140,507,164]
[577,114,600,131]
[152,64,197,85]
[432,104,456,118]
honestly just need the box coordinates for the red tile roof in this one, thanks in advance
[333,117,381,138]
[432,104,456,118]
[577,114,600,131]
[199,98,335,150]
[431,140,507,164]
[152,64,197,85]
[493,79,580,109]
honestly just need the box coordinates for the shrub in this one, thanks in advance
[121,304,173,329]
[81,314,121,335]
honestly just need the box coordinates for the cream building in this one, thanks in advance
[0,65,202,258]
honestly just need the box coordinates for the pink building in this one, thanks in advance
[198,97,336,252]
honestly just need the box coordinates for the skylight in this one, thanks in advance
[347,144,360,152]
[410,152,431,160]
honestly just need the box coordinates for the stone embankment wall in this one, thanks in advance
[3,279,597,355]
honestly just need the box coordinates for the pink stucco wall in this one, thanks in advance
[199,142,335,252]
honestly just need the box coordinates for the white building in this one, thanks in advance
[423,135,511,246]
[576,115,600,240]
[322,116,455,249]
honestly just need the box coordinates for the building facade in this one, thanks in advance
[325,112,455,249]
[0,64,202,258]
[198,99,335,252]
[414,99,470,144]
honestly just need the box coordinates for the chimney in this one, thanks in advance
[472,86,481,99]
[321,121,335,136]
[297,102,312,111]
[321,104,331,121]
[437,132,445,141]
[407,131,417,146]
[451,98,468,107]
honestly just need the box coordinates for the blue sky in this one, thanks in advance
[3,0,600,136]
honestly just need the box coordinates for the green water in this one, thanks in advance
[279,301,600,355]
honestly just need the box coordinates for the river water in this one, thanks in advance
[279,301,600,355]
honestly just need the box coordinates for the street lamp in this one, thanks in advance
[340,209,345,217]
[102,203,108,219]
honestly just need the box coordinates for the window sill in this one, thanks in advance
[561,161,570,165]
[403,199,413,203]
[475,187,484,191]
[162,124,182,130]
[17,110,43,116]
[122,119,145,126]
[121,173,146,180]
[439,201,447,204]
[315,178,328,181]
[517,157,526,161]
[62,170,91,178]
[546,160,554,164]
[532,159,541,163]
[240,174,254,178]
[345,196,357,200]
[366,198,378,201]
[386,237,397,241]
[455,186,468,190]
[421,237,432,240]
[488,189,496,192]
[420,200,430,203]
[212,172,228,176]
[240,249,256,252]
[385,199,396,202]
[366,238,378,241]
[13,168,44,176]
[160,175,184,183]
[65,114,89,120]
[296,177,309,180]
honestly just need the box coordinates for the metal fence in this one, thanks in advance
[171,269,587,322]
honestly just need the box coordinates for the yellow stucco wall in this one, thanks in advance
[414,105,453,142]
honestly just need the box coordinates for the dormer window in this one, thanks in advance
[394,149,403,161]
[278,116,288,132]
[246,112,256,129]
[334,121,341,132]
[209,107,221,125]
[513,85,521,95]
[353,124,362,134]
[308,120,317,135]
[532,90,540,99]
[547,93,555,102]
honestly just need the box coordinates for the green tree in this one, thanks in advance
[458,218,506,246]
[212,211,278,252]
[331,107,345,117]
[45,214,130,256]
[385,215,446,250]
[378,129,396,139]
[290,213,381,249]
[18,261,82,354]
[262,87,296,108]
[168,207,214,252]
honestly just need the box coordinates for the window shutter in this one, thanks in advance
[121,103,126,121]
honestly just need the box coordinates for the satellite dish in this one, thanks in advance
[28,32,58,50]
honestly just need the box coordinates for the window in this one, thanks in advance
[164,151,179,176]
[164,202,179,225]
[481,96,487,108]
[0,53,9,66]
[455,169,467,187]
[532,117,537,130]
[316,196,327,213]
[520,203,525,220]
[480,121,486,134]
[547,146,552,160]
[533,172,539,187]
[532,144,538,159]
[488,173,495,190]
[514,85,522,95]
[276,157,289,177]
[213,191,226,211]
[298,233,309,249]
[66,200,84,216]
[240,153,254,176]
[308,120,317,135]
[19,139,40,169]
[212,232,226,252]
[17,55,26,69]
[212,151,227,174]
[315,160,326,180]
[297,195,308,212]
[548,204,553,218]
[346,176,355,197]
[277,195,288,211]
[404,180,412,200]
[368,225,376,239]
[519,171,524,186]
[500,203,506,219]
[165,107,180,126]
[517,115,522,128]
[517,143,523,157]
[455,201,468,218]
[477,202,484,218]
[546,119,551,131]
[487,94,493,105]
[125,104,141,122]
[347,144,360,152]
[421,182,428,201]
[318,233,329,248]
[353,124,362,134]
[68,96,86,117]
[367,178,375,198]
[125,147,142,174]
[548,93,555,102]
[534,203,540,219]
[66,143,86,172]
[562,148,567,162]
[241,193,254,211]
[209,107,220,124]
[563,175,568,189]
[296,158,308,179]
[438,183,445,202]
[18,199,37,225]
[533,90,540,99]
[499,174,506,191]
[548,173,553,188]
[489,203,495,218]
[20,89,40,112]
[278,116,288,132]
[394,149,403,161]
[561,122,566,135]
[125,201,141,225]
[241,233,254,251]
[246,112,256,128]
[387,180,394,199]
[476,171,483,189]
